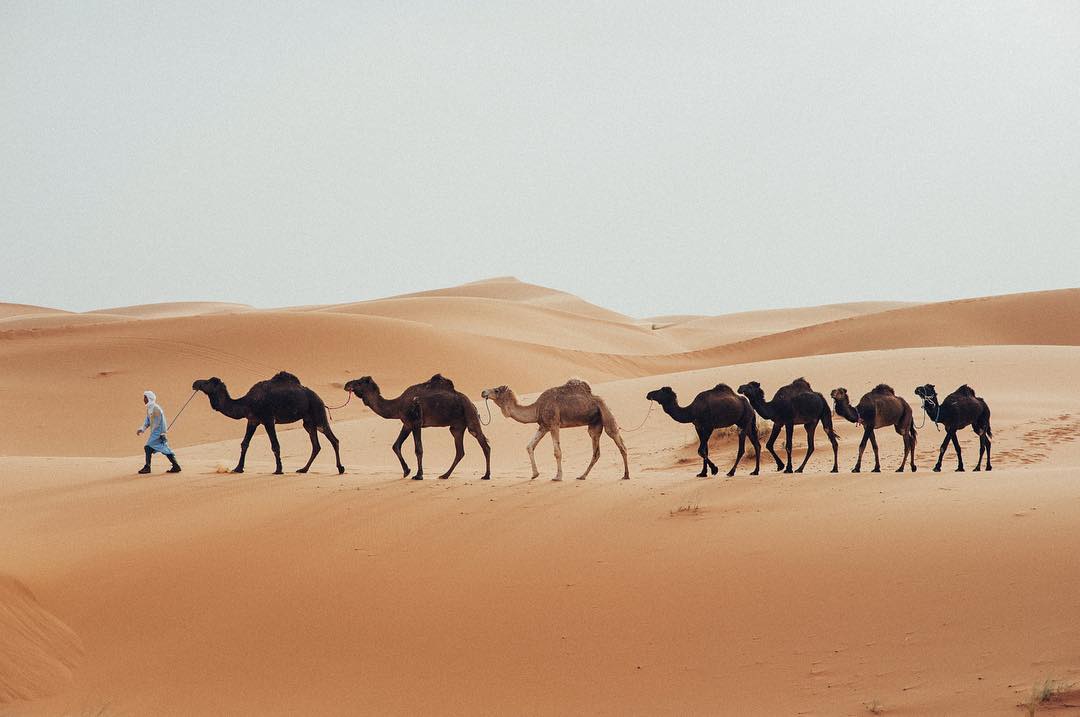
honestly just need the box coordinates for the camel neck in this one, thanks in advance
[834,399,859,424]
[498,391,540,424]
[209,389,248,420]
[748,395,776,421]
[658,397,694,424]
[360,389,404,419]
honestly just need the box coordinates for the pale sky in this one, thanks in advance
[2,2,1078,318]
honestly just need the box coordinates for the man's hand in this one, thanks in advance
[137,429,143,436]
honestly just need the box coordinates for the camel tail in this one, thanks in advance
[595,397,621,433]
[977,399,993,439]
[820,403,839,441]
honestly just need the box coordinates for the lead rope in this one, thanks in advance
[478,397,493,426]
[620,401,654,432]
[915,398,941,431]
[323,391,353,421]
[166,390,199,431]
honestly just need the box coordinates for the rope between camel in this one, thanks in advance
[620,401,654,432]
[478,397,493,426]
[323,390,353,421]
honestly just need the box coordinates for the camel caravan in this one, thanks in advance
[171,371,992,480]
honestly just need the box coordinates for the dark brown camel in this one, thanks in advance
[344,374,491,480]
[737,378,839,473]
[831,385,917,473]
[914,384,992,472]
[646,383,760,477]
[192,371,344,475]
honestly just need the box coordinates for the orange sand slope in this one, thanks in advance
[1,279,1079,716]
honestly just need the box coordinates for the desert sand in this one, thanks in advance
[2,277,1078,715]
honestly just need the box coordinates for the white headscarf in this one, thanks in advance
[144,390,158,417]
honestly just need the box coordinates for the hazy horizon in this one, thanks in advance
[3,2,1078,317]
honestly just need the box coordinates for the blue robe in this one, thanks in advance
[141,404,175,456]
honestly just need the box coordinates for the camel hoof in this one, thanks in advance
[973,466,981,472]
[932,466,941,473]
[481,475,491,480]
[956,467,965,472]
[709,465,719,476]
[750,470,759,476]
[985,466,992,472]
[830,468,838,473]
[621,476,630,480]
[412,475,424,480]
[912,466,918,472]
[338,466,345,475]
[696,472,708,478]
[726,470,735,478]
[784,469,794,474]
[296,468,308,474]
[438,475,450,480]
[576,476,586,480]
[872,467,880,473]
[530,475,538,480]
[552,477,563,482]
[273,470,284,475]
[794,468,804,474]
[232,468,244,474]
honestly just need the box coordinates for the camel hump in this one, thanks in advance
[561,378,593,393]
[791,377,812,389]
[711,383,735,394]
[424,373,456,390]
[871,384,895,395]
[271,371,301,385]
[954,384,977,397]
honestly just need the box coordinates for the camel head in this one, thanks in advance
[645,386,676,405]
[192,377,226,395]
[480,385,511,405]
[830,387,849,405]
[737,381,765,403]
[914,384,938,403]
[344,376,379,400]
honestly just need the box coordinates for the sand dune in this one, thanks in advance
[2,280,1080,716]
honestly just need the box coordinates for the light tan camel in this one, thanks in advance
[481,379,629,480]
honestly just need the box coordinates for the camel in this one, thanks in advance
[480,379,629,480]
[192,371,344,475]
[737,378,839,473]
[344,374,491,480]
[831,385,917,473]
[646,383,760,477]
[914,384,992,472]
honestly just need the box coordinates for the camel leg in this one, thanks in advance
[696,425,716,477]
[605,424,630,480]
[951,431,964,471]
[909,431,918,472]
[412,427,425,480]
[296,423,321,473]
[765,423,784,471]
[525,427,548,479]
[468,424,491,480]
[982,431,992,472]
[578,423,602,480]
[894,424,908,472]
[392,425,413,478]
[318,421,345,474]
[795,422,815,473]
[854,427,871,473]
[550,426,563,481]
[868,430,881,472]
[439,424,466,480]
[748,423,761,476]
[728,430,746,477]
[783,423,795,473]
[933,431,952,472]
[234,419,259,473]
[264,422,283,475]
